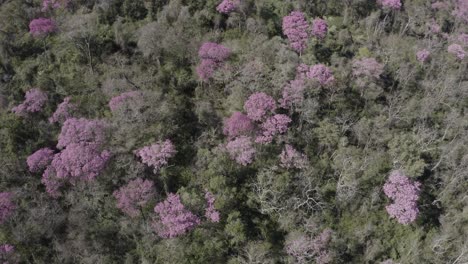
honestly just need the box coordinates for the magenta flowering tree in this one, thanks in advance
[416,49,430,63]
[27,147,55,173]
[0,244,18,263]
[307,64,335,86]
[296,63,310,80]
[352,58,384,79]
[49,97,76,124]
[12,88,48,117]
[448,44,466,60]
[282,11,309,53]
[113,178,156,218]
[226,136,256,165]
[377,0,402,10]
[108,91,143,112]
[152,193,201,238]
[452,0,468,22]
[137,140,177,173]
[223,111,254,139]
[255,114,292,144]
[285,229,333,264]
[279,144,308,169]
[0,192,15,224]
[41,0,69,12]
[197,42,231,81]
[196,59,220,82]
[204,191,220,223]
[41,167,63,198]
[243,92,277,121]
[57,118,108,149]
[29,18,57,37]
[279,79,305,109]
[383,170,421,224]
[311,18,328,39]
[216,0,239,14]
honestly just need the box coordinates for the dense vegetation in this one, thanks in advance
[0,0,467,263]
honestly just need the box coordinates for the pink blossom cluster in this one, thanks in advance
[0,244,18,263]
[311,18,328,39]
[41,0,69,11]
[383,170,421,224]
[12,88,48,117]
[152,193,201,238]
[113,178,156,218]
[377,0,402,10]
[431,1,449,10]
[282,11,309,53]
[307,64,335,85]
[279,144,308,169]
[285,229,333,264]
[243,92,277,121]
[448,43,466,60]
[255,114,292,144]
[57,118,108,149]
[279,79,305,109]
[27,147,55,173]
[29,18,57,37]
[137,140,177,173]
[108,91,143,112]
[352,58,384,79]
[41,167,62,198]
[49,97,76,124]
[226,136,256,165]
[204,191,220,223]
[197,42,231,81]
[416,49,430,63]
[0,192,15,224]
[223,111,254,139]
[452,0,468,22]
[216,0,239,14]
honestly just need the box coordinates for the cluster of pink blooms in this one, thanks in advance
[306,64,335,85]
[255,114,292,144]
[452,0,468,22]
[29,18,57,37]
[416,49,430,63]
[41,167,62,198]
[448,44,466,60]
[137,140,177,173]
[352,58,384,79]
[377,0,402,10]
[197,42,231,81]
[431,1,449,10]
[282,11,309,53]
[49,97,76,124]
[279,144,308,169]
[285,229,333,264]
[12,88,48,117]
[204,191,220,222]
[108,91,143,112]
[41,0,69,12]
[152,193,201,238]
[279,79,305,109]
[57,118,108,149]
[383,170,421,225]
[216,0,239,14]
[27,147,55,173]
[223,111,254,139]
[226,136,256,165]
[243,92,277,121]
[311,18,328,39]
[0,244,17,263]
[0,192,15,224]
[113,178,156,218]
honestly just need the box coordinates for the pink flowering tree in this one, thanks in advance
[452,0,468,22]
[197,42,231,81]
[27,147,55,173]
[49,97,76,124]
[12,88,48,117]
[216,0,239,14]
[137,140,177,173]
[282,11,309,53]
[57,118,108,149]
[243,92,277,121]
[152,193,201,238]
[377,0,402,10]
[383,170,421,225]
[255,114,292,144]
[285,229,333,264]
[226,136,256,165]
[29,18,57,37]
[279,79,305,109]
[223,111,255,139]
[306,64,335,86]
[204,191,220,223]
[352,58,384,79]
[0,244,19,263]
[196,59,220,82]
[41,167,63,198]
[448,44,466,60]
[41,0,69,12]
[279,144,308,169]
[416,49,430,63]
[311,18,328,39]
[0,192,15,224]
[108,91,143,112]
[113,178,156,218]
